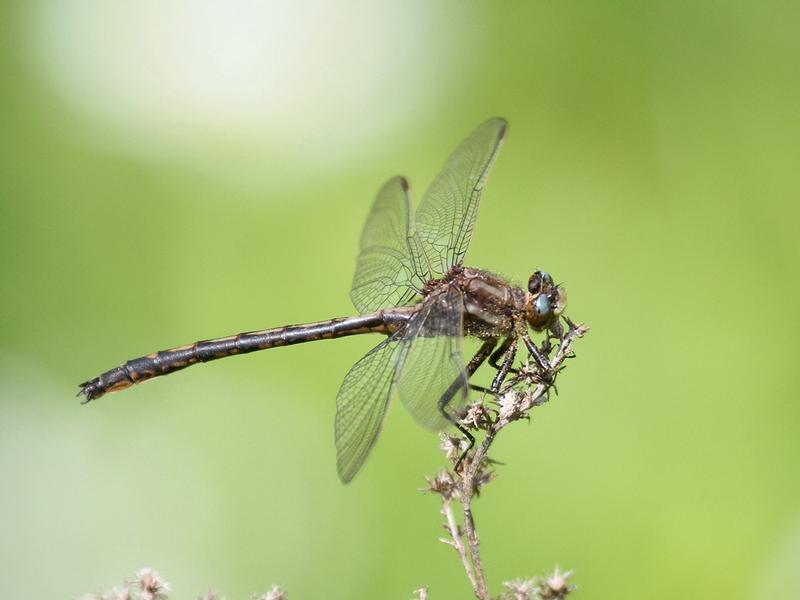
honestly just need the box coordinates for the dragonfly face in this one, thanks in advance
[525,270,566,331]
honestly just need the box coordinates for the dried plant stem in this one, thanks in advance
[442,497,478,591]
[427,320,588,600]
[461,493,488,598]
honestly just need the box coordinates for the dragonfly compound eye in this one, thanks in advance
[534,293,552,318]
[528,271,543,296]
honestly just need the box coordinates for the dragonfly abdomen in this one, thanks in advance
[79,309,413,403]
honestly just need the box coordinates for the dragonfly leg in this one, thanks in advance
[441,340,497,473]
[489,337,520,375]
[522,331,552,372]
[469,337,517,396]
[490,337,518,393]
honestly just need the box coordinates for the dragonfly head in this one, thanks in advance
[525,270,566,330]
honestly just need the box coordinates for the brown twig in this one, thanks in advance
[442,494,478,591]
[425,320,588,599]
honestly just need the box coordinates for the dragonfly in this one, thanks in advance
[79,118,568,483]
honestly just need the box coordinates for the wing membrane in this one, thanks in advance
[394,285,468,431]
[334,333,402,483]
[415,118,507,278]
[350,176,426,314]
[340,121,505,473]
[350,120,507,311]
[335,285,470,482]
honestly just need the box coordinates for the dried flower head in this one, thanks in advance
[461,400,494,430]
[501,578,538,600]
[440,434,466,464]
[81,588,132,600]
[471,462,496,496]
[424,469,457,500]
[254,585,287,600]
[538,566,575,599]
[136,568,171,600]
[497,390,528,422]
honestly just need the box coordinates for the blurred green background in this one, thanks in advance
[2,1,799,598]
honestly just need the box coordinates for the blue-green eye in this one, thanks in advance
[534,293,552,316]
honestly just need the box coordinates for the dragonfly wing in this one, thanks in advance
[334,332,403,483]
[394,285,468,431]
[415,118,507,278]
[350,176,427,314]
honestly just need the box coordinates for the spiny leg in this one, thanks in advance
[469,337,519,397]
[522,330,561,393]
[522,331,552,373]
[490,337,518,393]
[489,337,519,375]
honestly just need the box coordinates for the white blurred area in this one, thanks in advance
[27,1,462,191]
[753,516,800,598]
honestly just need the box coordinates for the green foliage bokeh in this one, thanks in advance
[1,2,799,598]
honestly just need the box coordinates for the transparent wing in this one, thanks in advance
[350,176,427,314]
[394,285,468,431]
[334,332,403,483]
[415,118,507,279]
[336,286,468,481]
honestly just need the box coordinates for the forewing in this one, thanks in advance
[350,176,426,314]
[394,285,468,431]
[415,118,507,278]
[335,333,402,483]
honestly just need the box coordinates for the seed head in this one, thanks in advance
[254,585,287,600]
[538,566,575,599]
[136,568,171,600]
[424,469,457,500]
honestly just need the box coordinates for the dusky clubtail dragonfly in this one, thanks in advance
[79,118,568,482]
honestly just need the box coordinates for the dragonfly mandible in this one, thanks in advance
[79,118,568,482]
